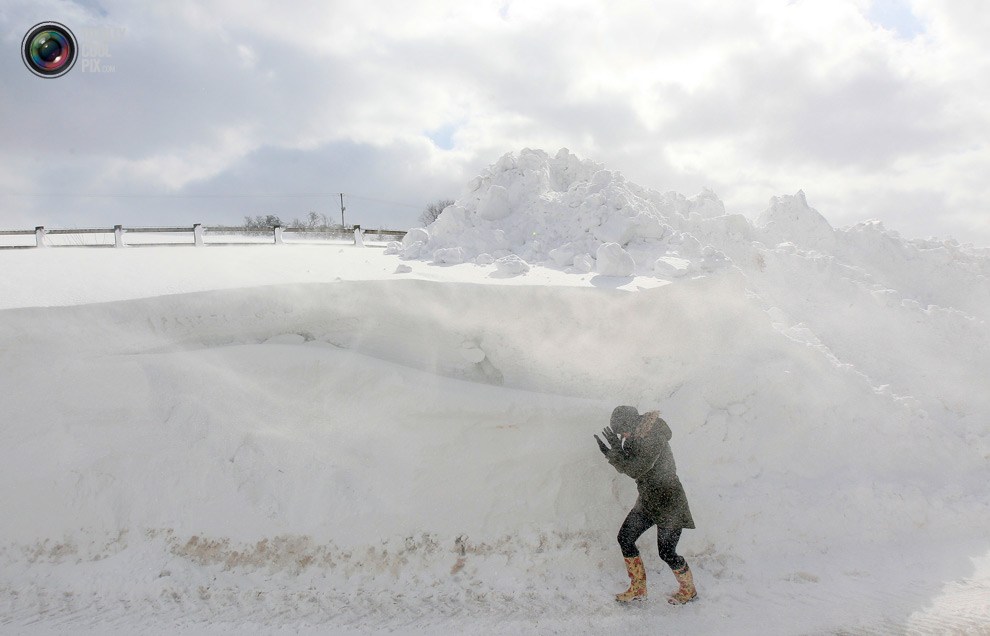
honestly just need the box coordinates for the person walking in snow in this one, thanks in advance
[595,405,697,604]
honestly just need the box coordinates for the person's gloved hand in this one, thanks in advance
[595,426,628,457]
[602,426,622,450]
[594,433,610,455]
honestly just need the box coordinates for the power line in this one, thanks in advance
[0,191,425,209]
[0,192,335,199]
[343,194,423,209]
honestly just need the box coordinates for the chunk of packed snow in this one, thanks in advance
[477,184,512,220]
[402,227,430,247]
[401,232,429,258]
[433,247,466,264]
[494,254,530,276]
[592,214,638,245]
[595,242,635,277]
[573,253,595,273]
[654,256,692,278]
[549,242,579,268]
[688,188,727,220]
[401,241,426,259]
[756,190,836,252]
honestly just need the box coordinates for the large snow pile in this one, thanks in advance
[401,147,990,432]
[0,151,988,634]
[403,148,988,293]
[400,148,734,277]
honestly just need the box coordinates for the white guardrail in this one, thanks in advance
[0,225,407,249]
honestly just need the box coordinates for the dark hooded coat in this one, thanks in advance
[606,412,695,529]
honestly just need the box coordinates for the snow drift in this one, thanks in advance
[403,148,990,429]
[1,149,988,634]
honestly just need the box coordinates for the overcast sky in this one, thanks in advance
[2,0,988,245]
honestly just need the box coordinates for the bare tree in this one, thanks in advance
[306,211,330,230]
[419,199,455,226]
[243,214,283,229]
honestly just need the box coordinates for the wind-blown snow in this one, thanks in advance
[1,149,988,635]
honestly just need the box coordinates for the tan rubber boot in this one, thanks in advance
[667,563,697,604]
[615,556,647,602]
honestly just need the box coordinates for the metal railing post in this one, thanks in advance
[35,226,47,248]
[193,224,205,247]
[114,225,125,248]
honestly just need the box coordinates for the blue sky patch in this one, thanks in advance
[867,0,925,39]
[427,123,458,151]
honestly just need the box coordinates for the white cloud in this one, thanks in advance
[1,0,988,244]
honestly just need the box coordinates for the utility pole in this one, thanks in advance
[339,193,346,229]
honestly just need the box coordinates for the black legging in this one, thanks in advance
[617,504,686,570]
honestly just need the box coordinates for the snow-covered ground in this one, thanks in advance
[1,150,988,634]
